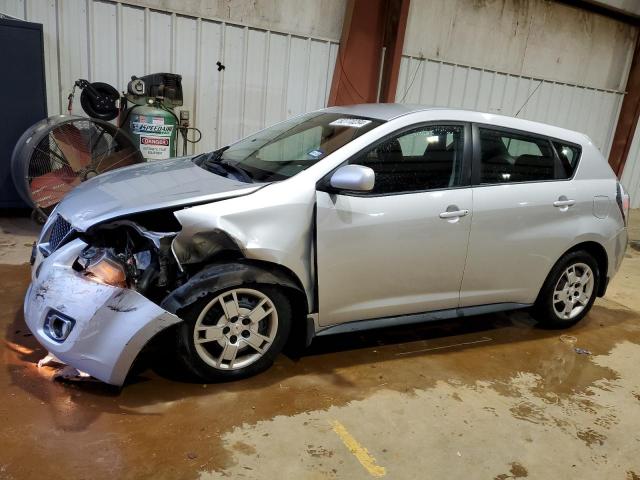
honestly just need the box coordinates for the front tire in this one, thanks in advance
[175,284,292,382]
[532,250,600,328]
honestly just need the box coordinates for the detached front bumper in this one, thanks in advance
[24,238,181,386]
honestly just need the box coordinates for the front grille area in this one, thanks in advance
[48,215,73,252]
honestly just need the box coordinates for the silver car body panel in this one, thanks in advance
[459,178,625,307]
[53,156,263,232]
[171,181,318,307]
[24,105,628,385]
[315,188,472,325]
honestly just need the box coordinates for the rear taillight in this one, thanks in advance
[616,182,630,226]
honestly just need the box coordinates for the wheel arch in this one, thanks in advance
[553,241,609,297]
[161,259,310,319]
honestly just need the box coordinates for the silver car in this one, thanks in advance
[24,104,629,386]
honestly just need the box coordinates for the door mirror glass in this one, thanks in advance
[330,165,375,192]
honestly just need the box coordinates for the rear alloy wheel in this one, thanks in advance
[532,251,600,328]
[176,285,291,381]
[551,263,595,321]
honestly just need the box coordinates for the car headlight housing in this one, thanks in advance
[77,247,127,287]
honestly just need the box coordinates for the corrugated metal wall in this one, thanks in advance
[395,56,625,155]
[397,0,638,158]
[0,0,339,154]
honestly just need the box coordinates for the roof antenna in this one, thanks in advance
[514,80,543,117]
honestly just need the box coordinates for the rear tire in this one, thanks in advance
[531,250,600,328]
[175,284,292,382]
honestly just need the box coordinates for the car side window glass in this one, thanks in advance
[553,142,581,179]
[479,128,555,184]
[350,125,464,194]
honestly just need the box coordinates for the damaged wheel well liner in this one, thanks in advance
[160,260,309,320]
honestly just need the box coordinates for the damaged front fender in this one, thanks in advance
[170,181,317,310]
[161,260,307,314]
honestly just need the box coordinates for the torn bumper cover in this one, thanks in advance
[24,238,181,386]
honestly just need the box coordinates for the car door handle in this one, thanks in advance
[553,199,575,207]
[439,209,469,219]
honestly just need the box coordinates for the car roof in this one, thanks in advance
[321,103,590,147]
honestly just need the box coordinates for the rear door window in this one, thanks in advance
[478,128,572,184]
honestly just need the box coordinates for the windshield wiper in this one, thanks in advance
[214,160,253,183]
[196,146,253,183]
[194,145,229,166]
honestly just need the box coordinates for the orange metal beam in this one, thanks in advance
[379,0,410,103]
[609,36,640,177]
[328,0,410,106]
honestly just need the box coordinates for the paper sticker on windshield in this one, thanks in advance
[308,149,324,158]
[329,118,372,128]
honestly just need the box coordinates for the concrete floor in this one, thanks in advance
[2,214,640,479]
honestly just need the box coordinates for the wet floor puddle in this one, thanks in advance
[2,264,640,479]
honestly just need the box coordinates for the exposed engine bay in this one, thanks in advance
[76,212,184,305]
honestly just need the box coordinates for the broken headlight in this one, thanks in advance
[77,247,128,287]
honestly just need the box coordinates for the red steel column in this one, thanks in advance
[609,36,640,177]
[379,0,410,103]
[328,0,410,106]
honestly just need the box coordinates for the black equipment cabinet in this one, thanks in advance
[0,17,47,208]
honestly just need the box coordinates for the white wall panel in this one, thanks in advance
[195,19,221,153]
[0,0,338,154]
[174,15,197,133]
[404,0,637,92]
[242,28,267,138]
[119,4,145,87]
[91,1,118,86]
[218,24,245,146]
[147,10,171,72]
[0,0,24,18]
[58,0,89,116]
[118,0,346,42]
[396,56,625,156]
[285,37,311,118]
[263,32,289,127]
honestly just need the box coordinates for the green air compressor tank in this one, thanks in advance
[124,101,178,160]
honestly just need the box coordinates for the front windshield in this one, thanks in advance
[194,112,383,182]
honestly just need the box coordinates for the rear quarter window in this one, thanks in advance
[552,142,581,179]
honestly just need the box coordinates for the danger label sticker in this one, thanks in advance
[140,136,170,160]
[141,136,169,146]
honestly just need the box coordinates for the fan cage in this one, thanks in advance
[12,116,143,213]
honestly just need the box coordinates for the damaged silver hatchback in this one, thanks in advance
[25,104,628,386]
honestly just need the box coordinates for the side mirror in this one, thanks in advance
[329,165,375,192]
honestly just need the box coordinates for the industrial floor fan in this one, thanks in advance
[11,115,143,221]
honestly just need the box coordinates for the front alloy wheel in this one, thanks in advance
[176,284,292,381]
[194,288,278,370]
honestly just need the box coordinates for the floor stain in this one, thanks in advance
[577,427,607,447]
[306,445,334,458]
[495,461,529,479]
[231,441,256,456]
[2,254,640,479]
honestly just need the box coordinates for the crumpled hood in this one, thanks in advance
[54,156,264,231]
